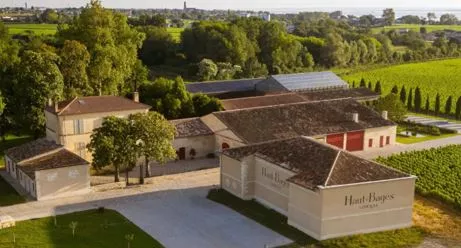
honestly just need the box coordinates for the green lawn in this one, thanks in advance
[341,59,461,113]
[0,176,25,206]
[5,23,58,35]
[371,24,461,34]
[207,189,424,248]
[0,134,33,168]
[396,133,458,144]
[167,27,184,42]
[0,209,164,248]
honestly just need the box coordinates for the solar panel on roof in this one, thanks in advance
[272,71,348,91]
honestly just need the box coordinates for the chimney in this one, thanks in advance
[54,102,59,113]
[133,92,139,103]
[352,112,359,123]
[382,111,388,120]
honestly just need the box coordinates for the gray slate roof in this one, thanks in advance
[269,71,348,92]
[5,139,62,163]
[186,78,264,94]
[223,137,410,190]
[170,118,214,138]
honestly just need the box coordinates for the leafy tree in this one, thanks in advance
[127,60,148,92]
[130,112,176,181]
[59,40,91,98]
[425,95,430,113]
[440,14,458,25]
[14,51,64,138]
[359,78,366,87]
[445,96,453,115]
[352,81,356,88]
[407,88,413,110]
[382,8,396,26]
[241,57,268,78]
[197,59,218,81]
[374,81,382,95]
[400,86,407,104]
[427,12,437,24]
[192,94,223,116]
[321,32,347,67]
[367,81,373,90]
[391,85,399,94]
[87,116,135,182]
[138,26,175,66]
[414,87,422,112]
[456,96,461,119]
[435,93,441,115]
[57,0,145,95]
[375,93,407,122]
[40,9,60,24]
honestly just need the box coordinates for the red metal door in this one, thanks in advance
[346,131,365,152]
[327,134,344,149]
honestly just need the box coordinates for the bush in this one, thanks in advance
[398,121,455,136]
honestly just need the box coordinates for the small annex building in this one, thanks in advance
[5,138,90,200]
[201,98,396,152]
[170,117,215,160]
[220,136,416,240]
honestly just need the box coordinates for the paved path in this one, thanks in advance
[0,168,291,248]
[356,135,461,159]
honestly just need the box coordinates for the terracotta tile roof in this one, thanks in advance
[223,137,410,190]
[220,88,380,110]
[170,118,214,138]
[5,139,62,163]
[45,96,151,116]
[18,149,89,179]
[213,99,395,144]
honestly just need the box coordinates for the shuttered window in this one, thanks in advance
[73,120,84,134]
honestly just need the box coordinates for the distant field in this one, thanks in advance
[372,24,461,34]
[167,27,184,42]
[341,59,461,112]
[5,23,58,35]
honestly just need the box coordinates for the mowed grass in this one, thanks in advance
[167,27,184,42]
[5,23,58,35]
[0,209,164,248]
[396,133,458,144]
[341,59,461,113]
[0,176,25,206]
[371,24,461,34]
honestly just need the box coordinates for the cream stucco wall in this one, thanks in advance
[363,126,397,151]
[173,135,215,159]
[35,164,90,201]
[221,155,243,198]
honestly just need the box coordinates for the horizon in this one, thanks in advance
[2,0,461,11]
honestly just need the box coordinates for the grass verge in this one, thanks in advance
[0,209,164,248]
[207,188,424,248]
[396,133,458,144]
[0,176,25,206]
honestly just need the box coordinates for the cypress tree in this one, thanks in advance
[400,86,407,104]
[352,81,356,88]
[374,81,382,95]
[407,88,413,110]
[391,85,399,94]
[445,96,453,115]
[456,96,461,119]
[435,93,441,115]
[368,81,373,90]
[360,78,366,87]
[425,95,430,113]
[414,87,422,112]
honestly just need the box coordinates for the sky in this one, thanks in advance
[3,0,461,10]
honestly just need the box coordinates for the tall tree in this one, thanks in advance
[368,81,373,90]
[375,93,407,122]
[425,95,430,113]
[456,96,461,119]
[445,96,453,115]
[130,112,176,180]
[407,88,413,110]
[435,93,441,115]
[57,0,145,95]
[400,86,407,104]
[14,51,64,138]
[427,12,437,24]
[382,8,396,26]
[391,85,399,94]
[374,81,382,95]
[360,78,366,87]
[59,40,91,98]
[352,81,356,88]
[414,87,422,112]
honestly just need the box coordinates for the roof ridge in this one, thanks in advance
[57,96,78,115]
[221,92,299,102]
[324,150,341,186]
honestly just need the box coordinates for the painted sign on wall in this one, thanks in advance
[344,192,395,209]
[261,167,289,189]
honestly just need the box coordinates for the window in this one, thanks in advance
[73,119,84,134]
[74,142,86,159]
[386,136,390,145]
[368,139,373,148]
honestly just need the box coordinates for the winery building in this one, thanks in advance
[220,136,416,240]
